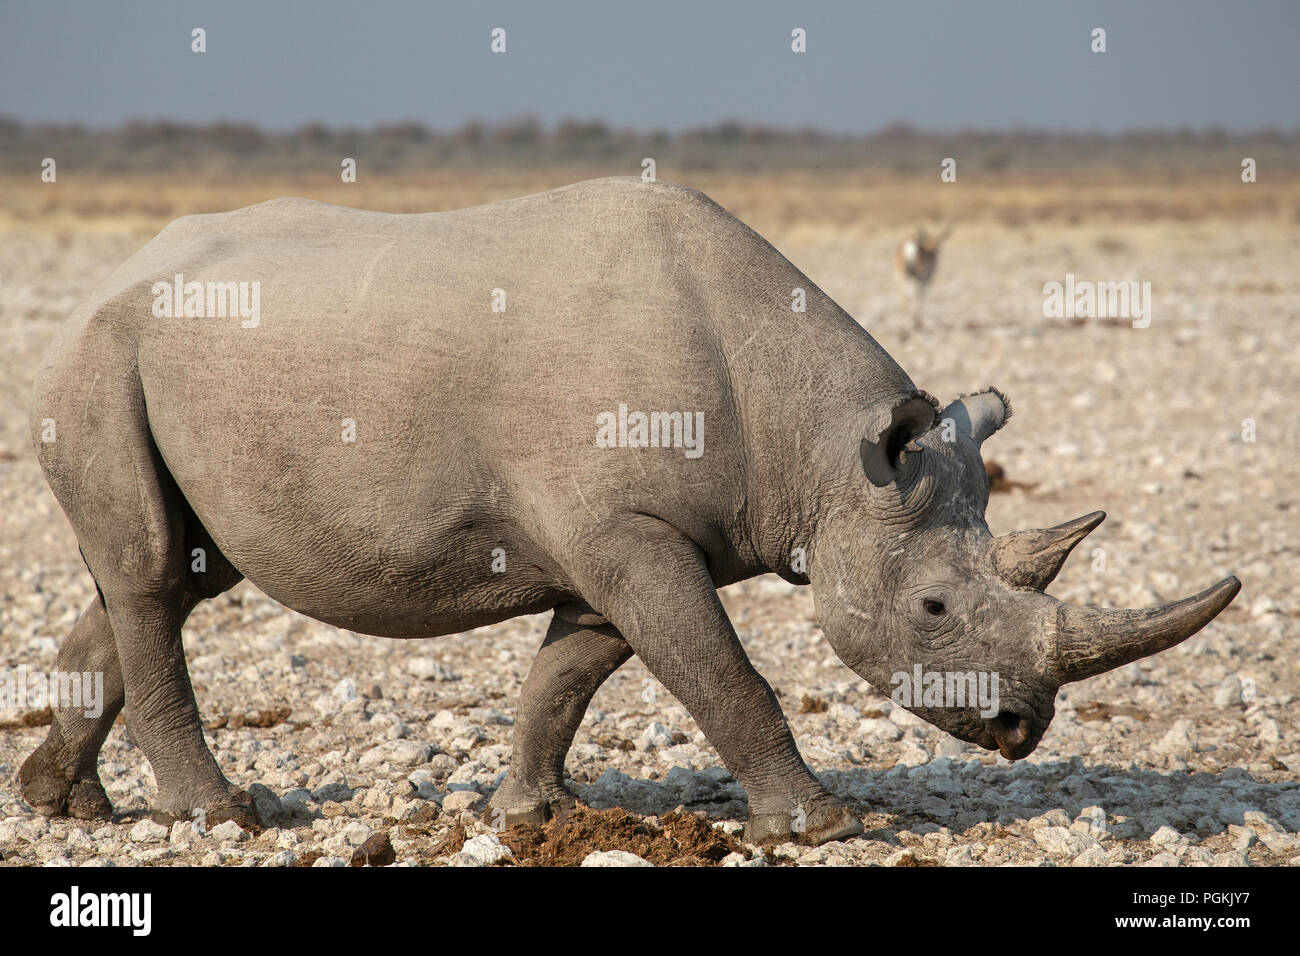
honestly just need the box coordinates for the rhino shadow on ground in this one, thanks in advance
[562,761,1297,843]
[818,763,1299,841]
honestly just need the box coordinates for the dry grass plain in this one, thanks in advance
[1,166,1297,866]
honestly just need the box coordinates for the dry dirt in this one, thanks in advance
[0,172,1296,867]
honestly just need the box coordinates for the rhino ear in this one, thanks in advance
[938,387,1012,447]
[860,393,938,487]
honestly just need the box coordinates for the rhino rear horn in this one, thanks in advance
[992,511,1105,590]
[1053,576,1241,683]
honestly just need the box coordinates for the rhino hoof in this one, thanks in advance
[800,805,865,845]
[483,798,576,828]
[153,788,261,831]
[205,789,262,830]
[745,804,864,847]
[482,802,545,827]
[18,747,114,820]
[66,779,114,820]
[18,772,72,817]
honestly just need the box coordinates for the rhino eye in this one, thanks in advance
[923,598,946,616]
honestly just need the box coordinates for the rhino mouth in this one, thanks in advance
[985,705,1048,760]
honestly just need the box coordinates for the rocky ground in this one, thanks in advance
[0,206,1296,867]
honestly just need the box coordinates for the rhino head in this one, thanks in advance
[808,387,1240,759]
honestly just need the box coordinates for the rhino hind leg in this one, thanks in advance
[30,378,253,826]
[100,514,252,826]
[487,614,632,825]
[19,596,122,819]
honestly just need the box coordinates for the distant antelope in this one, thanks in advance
[895,225,952,324]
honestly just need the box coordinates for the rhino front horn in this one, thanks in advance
[992,511,1106,590]
[1053,576,1241,683]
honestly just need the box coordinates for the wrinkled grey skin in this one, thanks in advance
[21,178,1239,846]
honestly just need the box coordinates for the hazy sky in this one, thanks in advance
[2,0,1297,132]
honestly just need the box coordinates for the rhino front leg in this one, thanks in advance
[19,596,123,820]
[489,614,633,825]
[583,526,864,847]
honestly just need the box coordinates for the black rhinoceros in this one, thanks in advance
[22,178,1239,845]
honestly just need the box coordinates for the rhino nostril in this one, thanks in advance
[991,710,1030,746]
